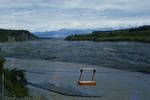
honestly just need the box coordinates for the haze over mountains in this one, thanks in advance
[33,27,115,38]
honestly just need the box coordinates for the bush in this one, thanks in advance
[4,68,28,97]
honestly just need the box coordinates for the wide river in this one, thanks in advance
[1,39,150,71]
[1,39,150,100]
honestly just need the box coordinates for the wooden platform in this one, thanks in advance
[78,81,96,86]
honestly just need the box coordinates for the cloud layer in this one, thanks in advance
[0,0,150,32]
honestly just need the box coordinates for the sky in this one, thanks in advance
[0,0,150,32]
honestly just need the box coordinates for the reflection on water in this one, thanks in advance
[130,91,139,100]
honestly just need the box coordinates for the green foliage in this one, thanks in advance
[0,29,38,42]
[0,52,28,97]
[65,25,150,43]
[0,54,5,76]
[4,68,28,97]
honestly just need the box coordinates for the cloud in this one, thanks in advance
[0,0,150,32]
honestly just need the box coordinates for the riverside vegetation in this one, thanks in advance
[0,28,39,98]
[0,46,28,97]
[1,62,44,99]
[65,25,150,43]
[0,28,35,96]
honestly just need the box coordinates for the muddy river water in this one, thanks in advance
[1,39,150,100]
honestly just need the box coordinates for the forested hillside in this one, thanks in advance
[65,25,150,43]
[0,29,38,42]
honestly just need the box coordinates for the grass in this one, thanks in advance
[4,68,28,97]
[0,55,29,97]
[1,96,45,100]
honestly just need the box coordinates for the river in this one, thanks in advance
[1,39,150,100]
[0,39,150,71]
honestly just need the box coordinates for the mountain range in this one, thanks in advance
[33,28,114,38]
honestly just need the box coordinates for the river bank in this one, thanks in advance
[4,57,150,100]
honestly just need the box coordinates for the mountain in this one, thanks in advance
[33,28,113,38]
[0,29,38,42]
[65,25,150,43]
[33,29,92,38]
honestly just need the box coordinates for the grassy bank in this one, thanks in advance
[0,53,28,97]
[65,25,150,43]
[4,68,28,97]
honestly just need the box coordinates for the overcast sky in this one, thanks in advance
[0,0,150,32]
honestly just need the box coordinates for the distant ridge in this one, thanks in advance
[0,29,38,42]
[65,25,150,43]
[33,28,114,38]
[33,29,93,38]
